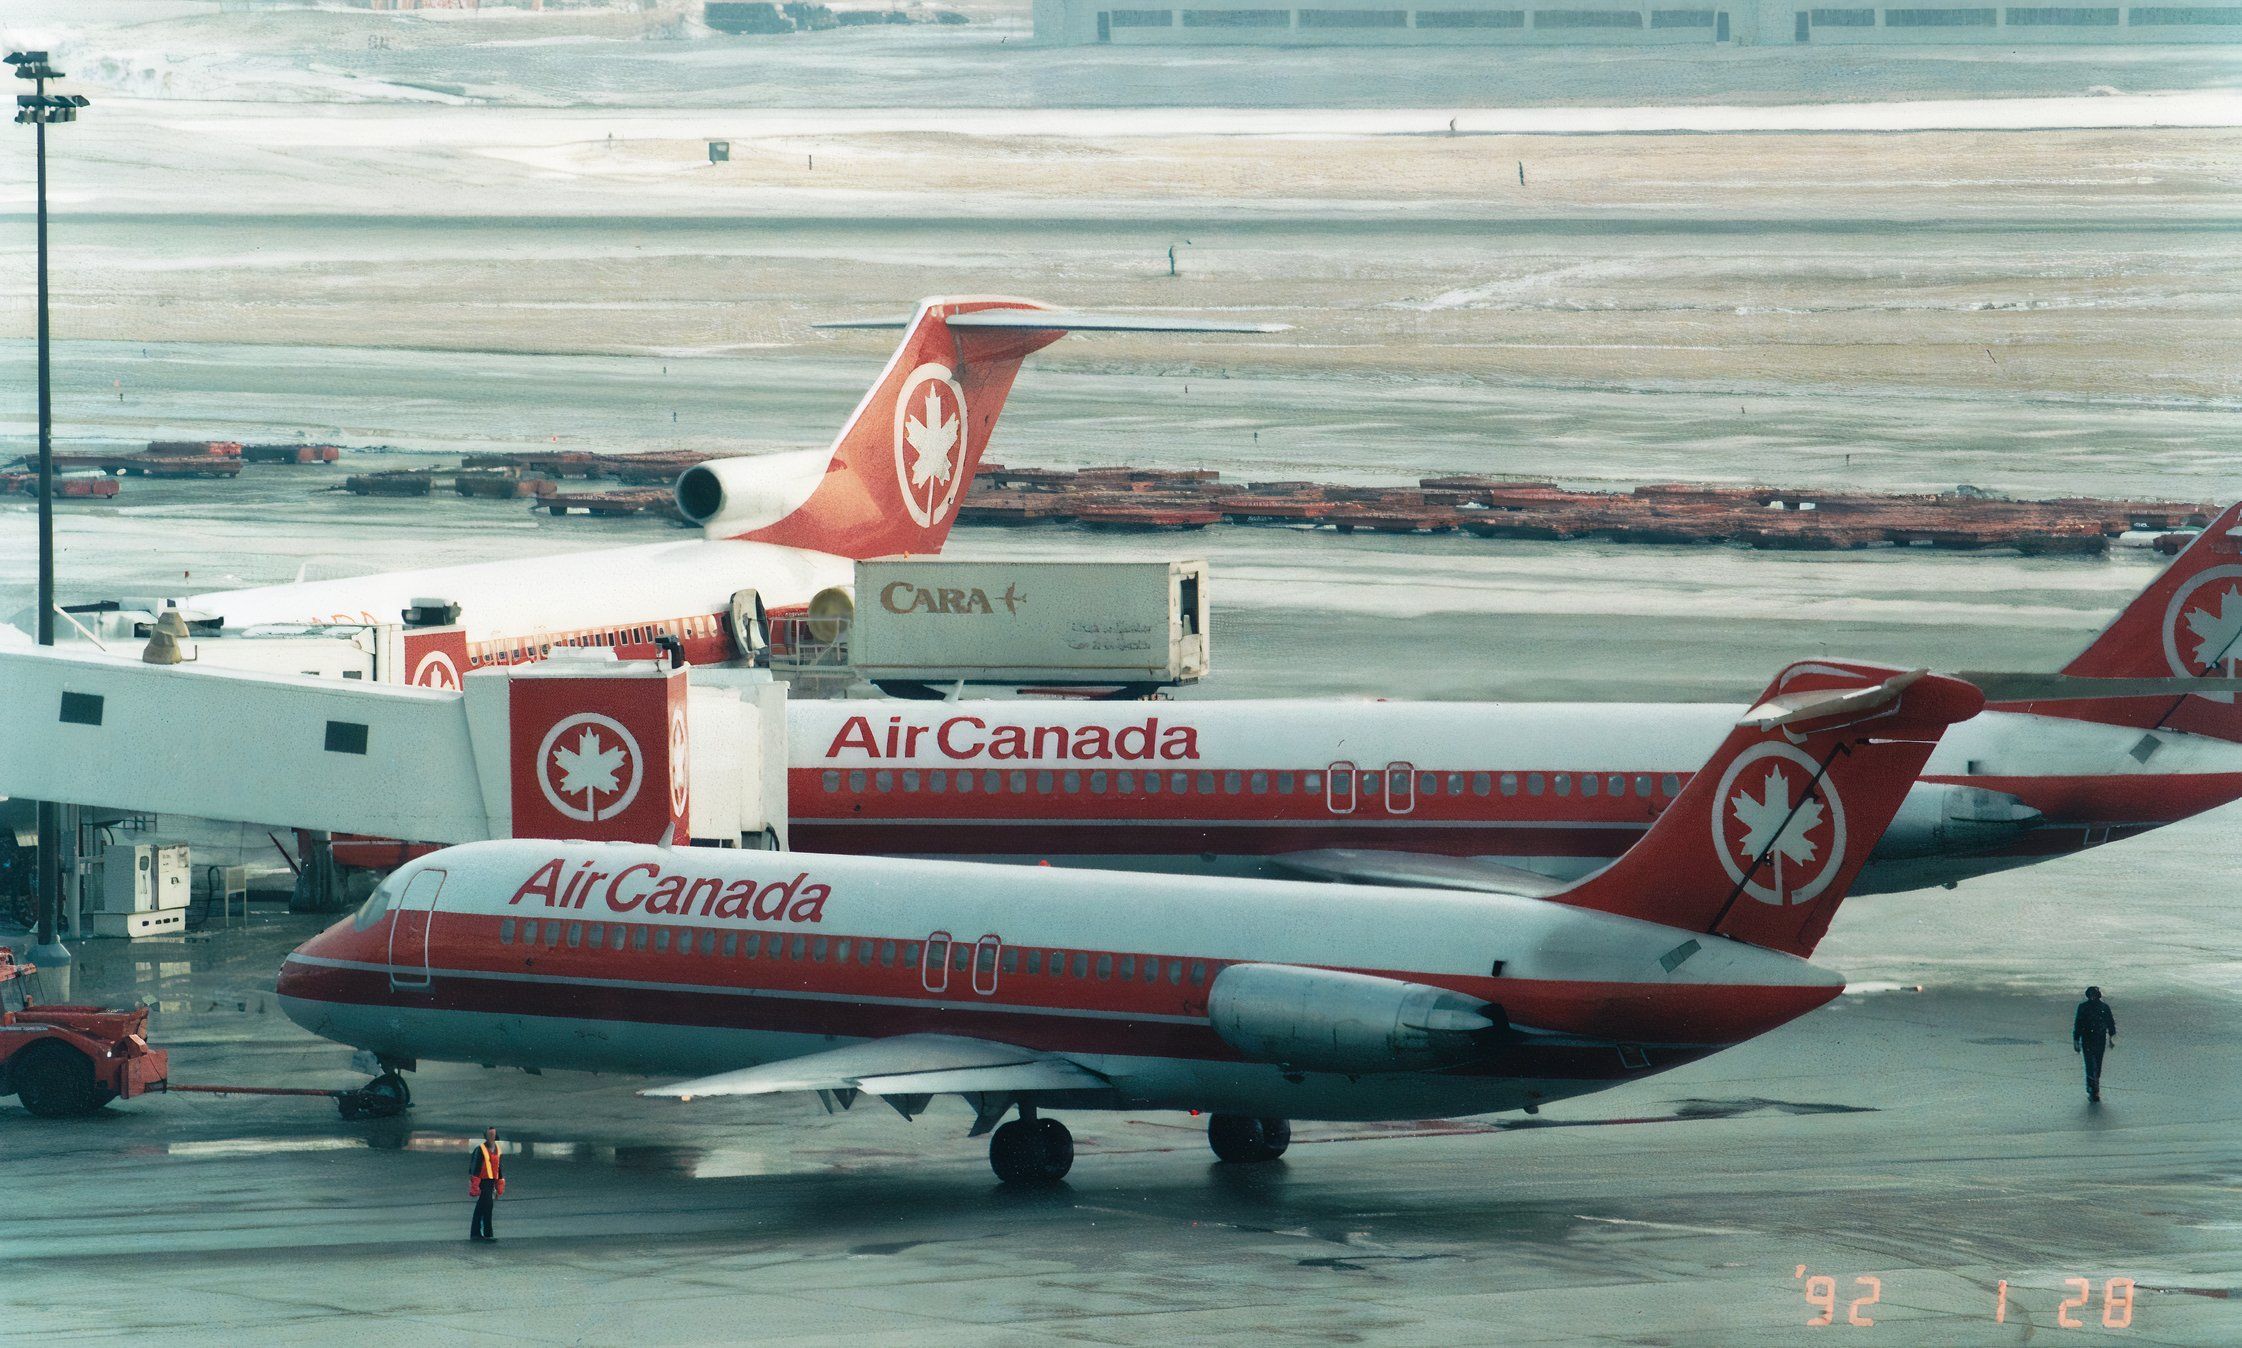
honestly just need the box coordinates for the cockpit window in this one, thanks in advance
[352,870,408,931]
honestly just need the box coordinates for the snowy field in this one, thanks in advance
[0,1,2237,701]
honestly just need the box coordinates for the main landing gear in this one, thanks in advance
[988,1106,1074,1186]
[1207,1115,1291,1165]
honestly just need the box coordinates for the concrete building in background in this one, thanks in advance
[1032,0,2242,44]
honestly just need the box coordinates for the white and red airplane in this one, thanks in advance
[789,505,2242,896]
[278,659,1978,1183]
[146,298,1276,684]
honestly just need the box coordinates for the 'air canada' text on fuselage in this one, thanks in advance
[510,858,831,924]
[823,715,1202,762]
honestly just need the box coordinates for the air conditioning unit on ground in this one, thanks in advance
[91,841,191,939]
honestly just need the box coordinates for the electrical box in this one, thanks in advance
[98,841,191,913]
[93,841,191,938]
[850,559,1209,688]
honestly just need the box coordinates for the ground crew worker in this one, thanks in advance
[468,1125,505,1242]
[2072,987,2117,1103]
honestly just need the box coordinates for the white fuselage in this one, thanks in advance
[277,840,1840,1122]
[188,538,852,643]
[786,701,2242,892]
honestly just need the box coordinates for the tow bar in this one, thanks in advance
[155,1075,412,1120]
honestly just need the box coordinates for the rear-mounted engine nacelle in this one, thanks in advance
[1870,782,2042,860]
[674,449,833,535]
[1208,962,1502,1075]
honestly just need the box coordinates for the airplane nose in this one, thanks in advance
[275,917,353,1020]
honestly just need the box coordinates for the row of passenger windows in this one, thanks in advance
[465,614,718,669]
[1808,4,2231,18]
[821,766,1685,800]
[1114,2,2240,23]
[494,919,1214,987]
[1119,7,1717,24]
[1007,947,1211,984]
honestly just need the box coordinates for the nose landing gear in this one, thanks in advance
[988,1106,1074,1185]
[337,1070,411,1121]
[1208,1115,1291,1164]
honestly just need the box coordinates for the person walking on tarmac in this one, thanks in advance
[2073,987,2117,1103]
[468,1126,505,1242]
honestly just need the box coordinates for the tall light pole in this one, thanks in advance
[11,51,89,968]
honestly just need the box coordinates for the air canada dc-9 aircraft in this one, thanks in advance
[791,503,2242,896]
[140,298,1276,680]
[281,659,1978,1184]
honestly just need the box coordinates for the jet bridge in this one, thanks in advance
[0,645,789,857]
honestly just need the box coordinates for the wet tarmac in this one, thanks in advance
[3,899,2237,1346]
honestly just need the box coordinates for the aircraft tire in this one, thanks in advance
[990,1117,1074,1185]
[1208,1115,1291,1164]
[11,1042,111,1118]
[368,1071,412,1110]
[1032,1118,1074,1181]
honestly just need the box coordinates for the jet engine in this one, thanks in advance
[1208,963,1504,1075]
[1868,782,2042,860]
[673,449,833,535]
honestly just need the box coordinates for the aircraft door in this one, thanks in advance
[386,868,449,991]
[1326,760,1357,814]
[923,930,953,993]
[726,587,769,659]
[1386,761,1416,814]
[972,935,1002,996]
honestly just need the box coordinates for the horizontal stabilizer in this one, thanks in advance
[1960,671,2242,701]
[1270,849,1577,898]
[1740,666,1925,731]
[639,1033,1107,1102]
[817,310,1287,333]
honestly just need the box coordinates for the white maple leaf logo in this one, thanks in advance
[553,728,626,800]
[2182,586,2242,674]
[1730,767,1824,870]
[904,387,959,491]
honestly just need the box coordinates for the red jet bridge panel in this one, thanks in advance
[507,657,691,846]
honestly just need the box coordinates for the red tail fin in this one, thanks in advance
[1996,503,2242,740]
[673,297,1061,559]
[674,298,1281,560]
[1555,661,1983,958]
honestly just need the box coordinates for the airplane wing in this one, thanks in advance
[638,1034,1110,1131]
[1268,848,1581,898]
[817,310,1287,333]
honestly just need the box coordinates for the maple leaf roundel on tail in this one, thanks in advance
[535,712,645,823]
[892,362,969,529]
[2162,564,2242,703]
[1710,741,1848,907]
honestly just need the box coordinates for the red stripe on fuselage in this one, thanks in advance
[787,766,2242,863]
[282,911,1838,1075]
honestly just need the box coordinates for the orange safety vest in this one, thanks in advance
[476,1143,502,1181]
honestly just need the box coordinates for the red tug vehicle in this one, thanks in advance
[1,945,409,1120]
[0,945,169,1116]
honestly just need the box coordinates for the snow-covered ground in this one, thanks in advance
[0,3,2235,677]
[12,0,2242,112]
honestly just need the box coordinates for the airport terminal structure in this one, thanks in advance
[1031,0,2242,44]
